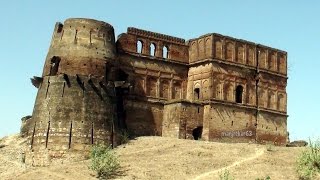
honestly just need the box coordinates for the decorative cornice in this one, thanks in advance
[127,27,185,45]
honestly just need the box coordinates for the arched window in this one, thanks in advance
[277,94,284,111]
[226,42,234,61]
[147,77,157,97]
[150,43,156,56]
[160,80,169,99]
[268,91,276,109]
[235,85,243,103]
[172,81,181,99]
[194,88,200,100]
[50,56,61,76]
[137,40,143,53]
[215,40,222,59]
[163,46,168,58]
[259,50,267,69]
[237,46,245,63]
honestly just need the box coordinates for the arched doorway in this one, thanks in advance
[194,88,200,100]
[192,126,203,140]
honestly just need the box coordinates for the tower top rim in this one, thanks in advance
[64,18,114,29]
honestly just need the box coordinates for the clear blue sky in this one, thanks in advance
[0,1,319,141]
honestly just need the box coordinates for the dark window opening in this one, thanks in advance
[116,69,129,81]
[57,23,63,33]
[235,85,243,103]
[114,68,129,130]
[192,126,203,140]
[194,88,200,100]
[163,46,168,58]
[137,40,143,53]
[150,43,156,56]
[50,56,61,76]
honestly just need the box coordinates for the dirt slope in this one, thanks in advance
[0,134,307,180]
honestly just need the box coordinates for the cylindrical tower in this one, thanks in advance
[25,18,118,166]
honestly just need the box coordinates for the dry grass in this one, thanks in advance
[0,135,307,180]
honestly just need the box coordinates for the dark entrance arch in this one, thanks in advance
[192,126,203,140]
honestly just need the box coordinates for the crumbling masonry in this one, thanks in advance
[21,18,288,166]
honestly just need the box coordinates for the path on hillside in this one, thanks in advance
[192,148,265,180]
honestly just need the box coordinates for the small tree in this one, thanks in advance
[89,144,120,179]
[297,139,320,179]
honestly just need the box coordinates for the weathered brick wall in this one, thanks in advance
[162,101,203,140]
[258,73,287,113]
[180,103,204,140]
[189,34,213,63]
[188,33,288,77]
[25,75,115,166]
[256,111,287,145]
[203,104,256,143]
[118,53,188,101]
[124,99,164,136]
[117,27,189,64]
[162,103,181,138]
[25,18,118,166]
[42,18,116,77]
[187,63,213,101]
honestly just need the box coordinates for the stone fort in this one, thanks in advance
[21,18,288,165]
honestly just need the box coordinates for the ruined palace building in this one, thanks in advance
[21,18,288,165]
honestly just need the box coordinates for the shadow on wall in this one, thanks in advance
[115,67,162,137]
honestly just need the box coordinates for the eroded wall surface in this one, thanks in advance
[185,33,287,145]
[25,18,118,166]
[203,104,256,143]
[162,101,203,139]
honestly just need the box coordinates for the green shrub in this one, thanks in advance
[266,143,275,152]
[297,139,320,180]
[255,175,271,180]
[119,130,130,144]
[219,169,234,180]
[89,144,121,179]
